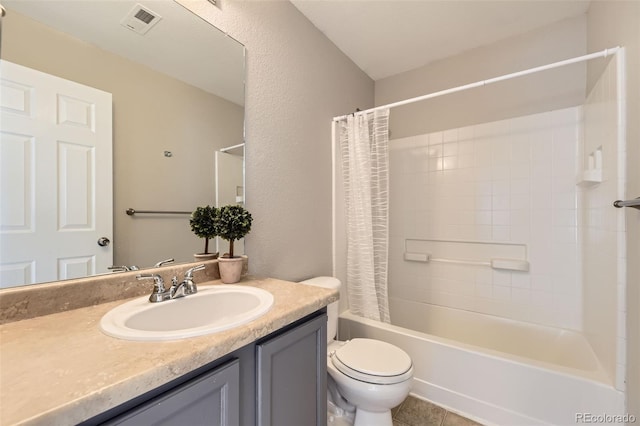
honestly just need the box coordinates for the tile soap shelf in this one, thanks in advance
[577,146,603,186]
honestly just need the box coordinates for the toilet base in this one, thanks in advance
[353,408,392,426]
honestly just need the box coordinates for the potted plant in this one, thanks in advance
[190,205,219,261]
[216,204,252,283]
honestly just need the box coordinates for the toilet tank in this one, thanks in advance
[299,276,340,343]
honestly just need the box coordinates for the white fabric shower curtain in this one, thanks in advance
[339,109,391,323]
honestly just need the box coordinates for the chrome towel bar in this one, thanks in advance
[613,197,640,210]
[126,208,192,216]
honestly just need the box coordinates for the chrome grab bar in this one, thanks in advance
[126,208,191,215]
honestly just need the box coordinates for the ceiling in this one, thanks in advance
[291,0,591,81]
[4,0,245,105]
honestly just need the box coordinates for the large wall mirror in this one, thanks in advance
[0,1,245,288]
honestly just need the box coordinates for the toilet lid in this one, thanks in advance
[331,338,413,385]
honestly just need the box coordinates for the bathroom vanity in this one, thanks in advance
[0,275,338,425]
[90,311,327,426]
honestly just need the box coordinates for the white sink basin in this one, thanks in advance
[100,285,274,341]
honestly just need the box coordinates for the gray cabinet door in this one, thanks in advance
[257,313,327,426]
[105,358,240,426]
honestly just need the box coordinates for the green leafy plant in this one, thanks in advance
[190,205,218,254]
[217,204,252,258]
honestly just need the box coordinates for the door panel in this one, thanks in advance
[0,60,112,288]
[257,313,327,426]
[105,359,240,426]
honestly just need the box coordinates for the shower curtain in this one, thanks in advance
[339,109,391,323]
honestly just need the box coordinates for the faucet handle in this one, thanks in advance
[182,265,205,295]
[185,264,205,279]
[136,274,167,302]
[108,265,130,272]
[109,265,140,272]
[154,258,175,268]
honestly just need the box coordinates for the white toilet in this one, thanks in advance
[300,277,414,426]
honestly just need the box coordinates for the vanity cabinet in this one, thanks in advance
[257,312,327,426]
[85,310,327,426]
[103,359,240,426]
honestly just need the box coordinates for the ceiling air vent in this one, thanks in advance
[120,4,162,35]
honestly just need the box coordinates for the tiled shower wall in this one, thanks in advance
[388,106,583,330]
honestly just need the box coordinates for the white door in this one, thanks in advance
[0,60,113,288]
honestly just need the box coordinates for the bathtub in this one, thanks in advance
[338,298,625,425]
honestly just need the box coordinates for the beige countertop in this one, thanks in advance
[0,276,338,426]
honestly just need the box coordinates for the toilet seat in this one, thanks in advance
[330,338,413,385]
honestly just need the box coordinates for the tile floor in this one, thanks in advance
[392,396,484,426]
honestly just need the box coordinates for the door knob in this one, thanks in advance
[98,237,111,247]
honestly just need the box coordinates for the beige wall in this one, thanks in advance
[375,15,587,139]
[587,0,640,417]
[178,0,374,281]
[2,10,245,269]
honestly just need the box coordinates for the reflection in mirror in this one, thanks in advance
[0,1,245,288]
[215,143,245,256]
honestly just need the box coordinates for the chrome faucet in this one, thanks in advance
[136,264,205,303]
[168,276,187,299]
[168,265,206,299]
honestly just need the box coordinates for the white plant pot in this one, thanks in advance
[218,257,244,284]
[194,252,218,262]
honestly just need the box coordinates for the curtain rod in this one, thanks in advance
[332,46,620,122]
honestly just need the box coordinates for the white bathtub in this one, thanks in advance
[338,298,625,425]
